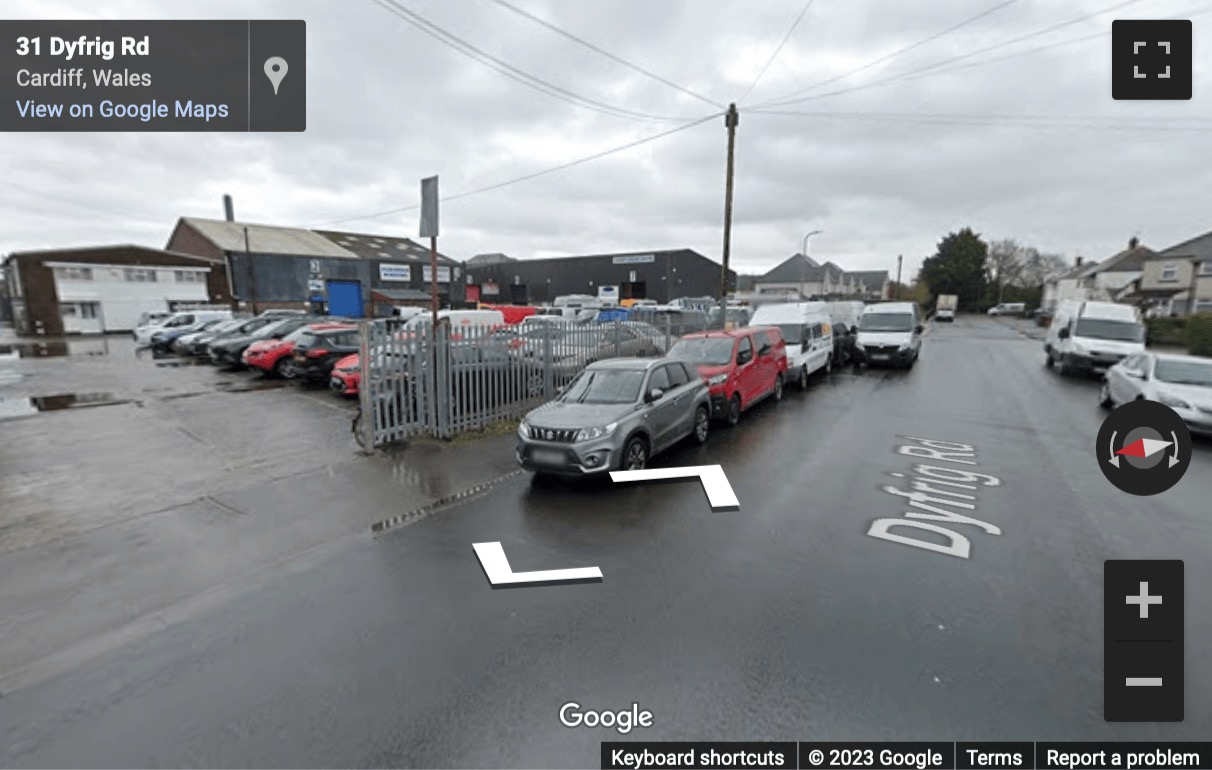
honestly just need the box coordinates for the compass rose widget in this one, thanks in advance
[1097,399,1192,496]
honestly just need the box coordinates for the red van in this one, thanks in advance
[667,327,788,425]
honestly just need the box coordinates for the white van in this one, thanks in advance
[826,301,865,333]
[1045,300,1145,377]
[855,302,923,368]
[748,302,835,389]
[133,309,232,345]
[988,302,1026,316]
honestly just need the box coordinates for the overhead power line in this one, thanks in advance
[483,0,724,109]
[736,0,819,105]
[752,0,1149,110]
[752,0,1015,109]
[749,109,1212,132]
[310,111,723,227]
[369,0,694,122]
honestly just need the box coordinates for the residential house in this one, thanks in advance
[844,270,891,300]
[1043,257,1098,311]
[754,254,850,299]
[1131,229,1212,316]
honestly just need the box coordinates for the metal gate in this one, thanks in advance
[356,315,707,448]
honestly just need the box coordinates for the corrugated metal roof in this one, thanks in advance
[313,230,459,264]
[182,218,360,259]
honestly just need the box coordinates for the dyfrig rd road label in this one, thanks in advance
[1097,400,1191,496]
[868,436,1003,559]
[1,20,306,131]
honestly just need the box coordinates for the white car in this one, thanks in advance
[1100,352,1212,436]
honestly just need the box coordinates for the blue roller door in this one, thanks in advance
[327,280,364,318]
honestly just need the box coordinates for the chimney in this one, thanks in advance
[1075,256,1083,267]
[1129,236,1139,249]
[223,195,234,222]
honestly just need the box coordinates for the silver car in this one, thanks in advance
[1100,352,1212,436]
[516,357,711,477]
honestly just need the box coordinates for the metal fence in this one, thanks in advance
[356,315,715,447]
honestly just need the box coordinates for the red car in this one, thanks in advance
[243,322,354,377]
[666,327,788,426]
[330,353,360,395]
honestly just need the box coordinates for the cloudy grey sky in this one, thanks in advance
[4,0,1211,278]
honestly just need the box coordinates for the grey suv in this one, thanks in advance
[516,358,711,477]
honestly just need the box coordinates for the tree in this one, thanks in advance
[987,238,1037,303]
[917,228,988,310]
[1018,251,1068,289]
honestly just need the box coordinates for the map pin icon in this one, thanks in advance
[264,57,288,95]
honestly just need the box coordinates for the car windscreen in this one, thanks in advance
[667,337,735,366]
[859,312,914,332]
[1074,318,1144,342]
[771,324,806,345]
[1153,360,1212,387]
[559,368,645,404]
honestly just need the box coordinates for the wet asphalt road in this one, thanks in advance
[2,317,1210,768]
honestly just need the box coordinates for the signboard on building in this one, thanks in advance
[379,264,411,282]
[612,254,655,265]
[482,281,500,296]
[307,279,324,292]
[422,265,451,283]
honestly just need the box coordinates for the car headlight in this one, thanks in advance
[707,373,728,386]
[898,342,911,351]
[1157,392,1192,410]
[517,421,530,439]
[575,422,617,442]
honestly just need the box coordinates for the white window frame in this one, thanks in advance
[55,266,93,281]
[1160,263,1179,282]
[1198,261,1212,277]
[124,268,158,282]
[1195,299,1212,313]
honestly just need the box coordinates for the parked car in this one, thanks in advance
[854,302,923,368]
[667,327,788,426]
[244,321,352,378]
[987,302,1026,316]
[134,309,232,345]
[171,317,247,354]
[209,316,319,366]
[1099,352,1212,435]
[187,316,279,357]
[149,317,229,352]
[1045,300,1145,377]
[516,357,711,477]
[290,325,361,382]
[747,302,833,389]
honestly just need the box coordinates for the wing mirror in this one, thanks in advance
[915,325,924,334]
[737,350,752,365]
[1058,328,1071,339]
[646,388,664,402]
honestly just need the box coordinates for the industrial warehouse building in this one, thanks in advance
[166,217,463,317]
[3,245,230,335]
[463,249,735,305]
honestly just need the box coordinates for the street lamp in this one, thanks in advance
[801,230,822,300]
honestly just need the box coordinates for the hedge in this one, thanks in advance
[1146,313,1212,355]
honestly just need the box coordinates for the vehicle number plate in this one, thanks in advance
[531,448,564,464]
[294,353,306,362]
[871,354,889,361]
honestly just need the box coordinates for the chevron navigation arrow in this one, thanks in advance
[473,542,603,589]
[609,464,739,510]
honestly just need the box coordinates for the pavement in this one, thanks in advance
[2,318,1211,767]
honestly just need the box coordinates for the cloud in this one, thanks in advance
[3,0,1210,282]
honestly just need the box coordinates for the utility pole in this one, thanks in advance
[895,254,903,301]
[244,226,258,314]
[719,103,739,321]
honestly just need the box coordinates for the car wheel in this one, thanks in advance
[692,406,709,444]
[1099,382,1114,409]
[622,436,648,470]
[798,365,809,390]
[275,358,296,379]
[772,375,784,402]
[725,394,741,427]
